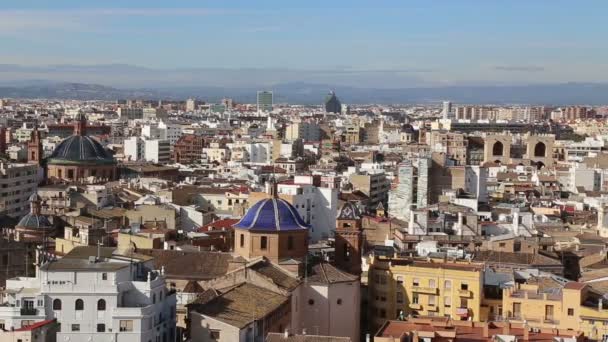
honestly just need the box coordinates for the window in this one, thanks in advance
[210,330,220,339]
[460,298,468,308]
[102,273,107,280]
[396,292,404,304]
[444,280,452,290]
[380,309,386,318]
[337,299,342,305]
[119,320,133,332]
[240,234,244,247]
[413,278,419,286]
[288,236,294,251]
[568,308,574,316]
[71,324,80,332]
[37,299,43,307]
[444,296,451,308]
[413,294,419,304]
[75,299,84,311]
[308,299,315,305]
[461,283,468,290]
[153,294,156,304]
[429,279,436,288]
[260,236,268,250]
[97,324,105,332]
[499,242,506,247]
[429,295,436,306]
[396,276,404,285]
[97,299,106,311]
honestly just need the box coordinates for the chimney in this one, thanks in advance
[523,326,530,341]
[483,323,490,338]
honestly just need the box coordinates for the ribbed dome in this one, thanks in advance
[48,135,115,165]
[17,213,52,230]
[234,198,309,232]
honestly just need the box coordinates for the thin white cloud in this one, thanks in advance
[0,8,229,33]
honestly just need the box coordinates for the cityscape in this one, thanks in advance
[1,1,608,342]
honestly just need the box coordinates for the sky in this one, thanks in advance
[0,0,606,88]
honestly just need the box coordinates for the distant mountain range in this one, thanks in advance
[0,81,607,105]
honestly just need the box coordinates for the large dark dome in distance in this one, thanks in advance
[47,135,115,165]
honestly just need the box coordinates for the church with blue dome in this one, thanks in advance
[233,198,309,262]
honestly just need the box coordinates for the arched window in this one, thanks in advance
[534,142,546,157]
[52,299,62,310]
[75,299,84,311]
[492,141,504,156]
[97,299,106,311]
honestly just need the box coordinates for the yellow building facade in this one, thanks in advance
[368,256,484,329]
[501,282,608,340]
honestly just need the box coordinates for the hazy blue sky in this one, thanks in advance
[0,0,606,87]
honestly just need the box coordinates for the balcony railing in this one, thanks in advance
[20,308,38,316]
[412,286,438,295]
[409,303,422,310]
[458,289,472,298]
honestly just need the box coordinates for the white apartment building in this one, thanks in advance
[0,248,176,342]
[277,175,338,241]
[124,138,170,164]
[157,121,184,147]
[245,142,272,164]
[124,137,144,162]
[0,162,39,218]
[144,139,171,164]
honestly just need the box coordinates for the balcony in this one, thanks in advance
[20,308,39,316]
[409,303,422,310]
[456,307,469,318]
[458,289,472,298]
[412,286,438,295]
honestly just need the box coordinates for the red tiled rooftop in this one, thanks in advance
[199,219,239,232]
[13,319,56,332]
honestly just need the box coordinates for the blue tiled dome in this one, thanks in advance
[234,198,309,232]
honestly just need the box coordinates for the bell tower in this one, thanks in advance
[27,126,42,165]
[334,201,363,275]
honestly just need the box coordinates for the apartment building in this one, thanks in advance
[0,162,39,218]
[350,170,390,213]
[368,256,484,330]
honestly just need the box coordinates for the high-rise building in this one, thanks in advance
[185,98,196,112]
[442,101,453,119]
[256,91,273,113]
[324,91,341,113]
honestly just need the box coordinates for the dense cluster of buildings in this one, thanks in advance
[0,94,607,341]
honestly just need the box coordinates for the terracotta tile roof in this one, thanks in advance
[250,261,301,291]
[136,249,234,280]
[266,333,351,342]
[191,282,288,328]
[473,250,562,266]
[307,263,359,284]
[183,280,205,293]
[199,219,239,232]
